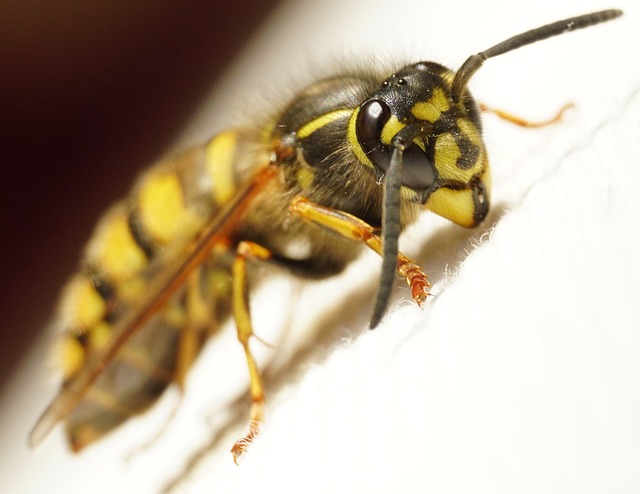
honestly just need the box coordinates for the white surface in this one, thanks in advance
[2,1,639,493]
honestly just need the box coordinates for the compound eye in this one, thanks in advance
[356,99,436,192]
[356,99,392,171]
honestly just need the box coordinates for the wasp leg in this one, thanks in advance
[126,269,213,462]
[174,269,213,388]
[230,241,272,464]
[290,196,430,308]
[479,102,574,128]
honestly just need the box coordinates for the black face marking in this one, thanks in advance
[470,176,489,225]
[455,134,479,170]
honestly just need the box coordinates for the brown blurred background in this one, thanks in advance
[0,0,282,392]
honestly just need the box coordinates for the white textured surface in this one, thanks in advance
[2,1,639,493]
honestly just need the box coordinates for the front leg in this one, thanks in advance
[290,196,430,315]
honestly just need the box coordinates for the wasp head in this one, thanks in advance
[353,61,491,229]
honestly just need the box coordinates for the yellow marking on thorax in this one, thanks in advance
[138,171,201,245]
[92,212,147,282]
[205,130,239,206]
[411,86,451,122]
[296,167,315,191]
[297,109,353,139]
[381,116,428,153]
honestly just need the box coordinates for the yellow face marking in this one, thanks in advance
[205,130,239,206]
[138,171,201,244]
[380,115,405,145]
[92,212,147,282]
[297,109,353,139]
[411,86,451,122]
[347,107,374,169]
[434,133,464,178]
[425,187,476,227]
[457,118,482,147]
[439,69,455,88]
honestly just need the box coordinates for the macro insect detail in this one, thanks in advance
[29,10,622,463]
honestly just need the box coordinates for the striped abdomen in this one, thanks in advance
[55,130,266,450]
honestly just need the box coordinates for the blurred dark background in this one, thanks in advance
[0,0,282,392]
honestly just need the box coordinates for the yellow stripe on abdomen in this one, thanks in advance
[88,210,148,282]
[60,276,107,330]
[138,171,202,245]
[205,130,240,206]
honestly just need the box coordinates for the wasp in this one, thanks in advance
[29,9,622,463]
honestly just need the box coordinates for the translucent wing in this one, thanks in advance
[29,164,277,449]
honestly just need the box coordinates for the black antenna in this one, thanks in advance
[371,123,425,328]
[452,9,623,102]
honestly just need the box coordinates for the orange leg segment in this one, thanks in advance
[290,195,430,308]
